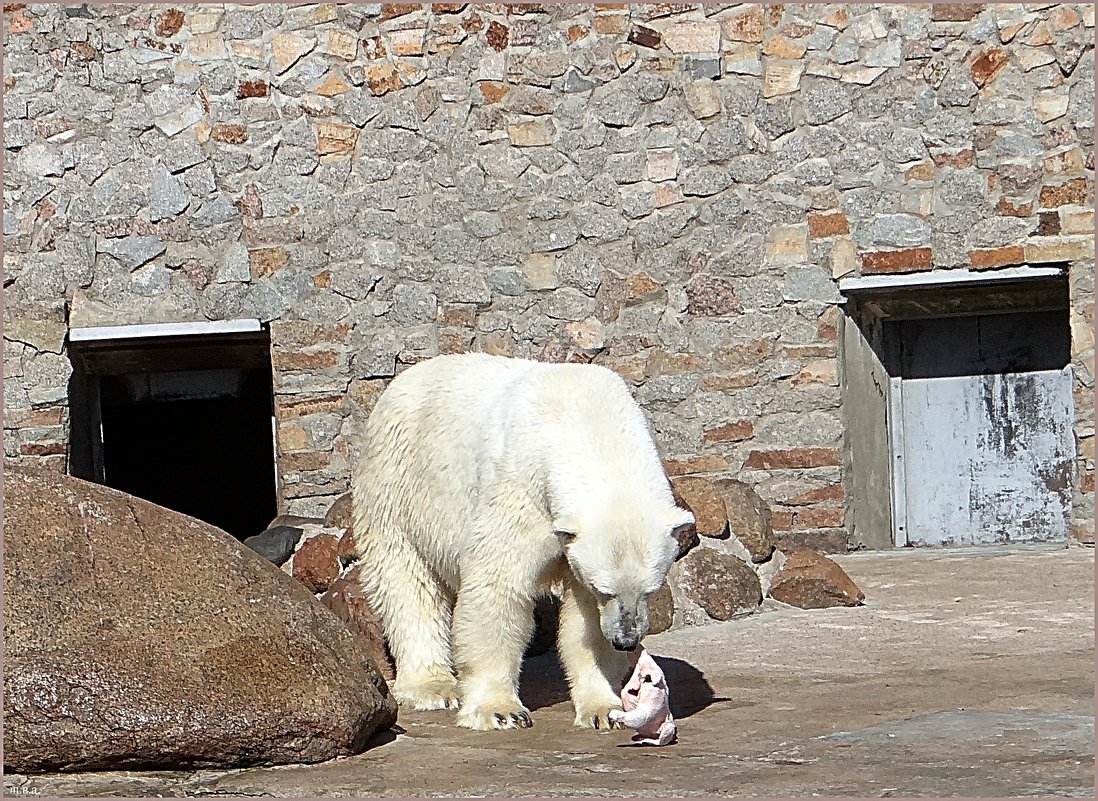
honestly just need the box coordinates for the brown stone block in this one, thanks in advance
[861,248,933,274]
[663,454,729,477]
[275,395,345,420]
[932,4,982,22]
[744,448,841,470]
[1040,178,1090,208]
[249,247,290,278]
[703,421,754,444]
[794,507,845,529]
[677,548,762,621]
[670,476,729,538]
[211,124,247,144]
[969,245,1025,270]
[237,80,268,99]
[628,24,661,48]
[486,19,508,50]
[786,484,845,506]
[970,47,1009,86]
[808,211,850,238]
[271,351,340,372]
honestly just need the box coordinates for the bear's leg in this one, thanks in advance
[558,573,631,730]
[451,574,536,731]
[357,532,460,711]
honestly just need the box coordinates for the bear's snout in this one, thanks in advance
[611,633,641,652]
[603,599,648,652]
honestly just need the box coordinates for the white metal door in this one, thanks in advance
[891,312,1075,546]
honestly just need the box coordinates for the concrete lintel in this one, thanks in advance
[839,266,1066,294]
[69,319,263,343]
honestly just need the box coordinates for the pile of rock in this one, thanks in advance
[664,474,865,627]
[255,476,864,662]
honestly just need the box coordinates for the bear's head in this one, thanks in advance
[555,503,694,651]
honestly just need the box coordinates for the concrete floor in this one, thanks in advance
[6,544,1094,798]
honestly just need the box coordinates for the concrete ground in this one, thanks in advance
[6,544,1094,798]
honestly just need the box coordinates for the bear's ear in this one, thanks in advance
[667,507,695,530]
[553,515,580,544]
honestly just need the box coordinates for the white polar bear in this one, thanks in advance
[351,353,694,731]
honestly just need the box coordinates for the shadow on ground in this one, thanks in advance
[519,650,725,720]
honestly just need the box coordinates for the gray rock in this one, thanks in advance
[130,263,172,296]
[544,287,595,321]
[148,169,189,222]
[728,156,775,184]
[100,235,167,271]
[244,525,303,567]
[756,99,795,139]
[882,129,927,163]
[801,79,853,124]
[637,73,670,102]
[390,283,438,326]
[686,56,722,80]
[864,37,902,68]
[938,65,979,107]
[216,242,252,283]
[528,218,579,253]
[703,119,749,160]
[968,216,1036,248]
[578,203,627,242]
[489,268,526,297]
[782,265,843,304]
[562,69,596,93]
[857,214,931,248]
[16,143,64,177]
[436,265,491,305]
[591,82,641,127]
[683,167,732,196]
[191,194,239,228]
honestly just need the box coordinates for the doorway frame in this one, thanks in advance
[67,318,277,495]
[838,265,1073,549]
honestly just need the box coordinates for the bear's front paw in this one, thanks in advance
[456,699,533,731]
[572,695,625,731]
[392,672,461,711]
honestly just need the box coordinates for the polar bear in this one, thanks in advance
[351,353,694,731]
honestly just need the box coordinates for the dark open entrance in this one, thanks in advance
[69,327,277,542]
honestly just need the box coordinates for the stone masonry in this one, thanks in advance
[3,3,1094,549]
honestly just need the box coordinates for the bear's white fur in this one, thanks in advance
[352,353,694,731]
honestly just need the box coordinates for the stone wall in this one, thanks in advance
[3,3,1094,547]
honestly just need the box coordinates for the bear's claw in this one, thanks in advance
[457,701,533,730]
[572,698,625,731]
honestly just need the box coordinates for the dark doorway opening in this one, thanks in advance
[69,328,277,542]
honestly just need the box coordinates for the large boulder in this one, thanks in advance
[324,492,353,531]
[768,549,865,609]
[3,461,397,773]
[675,546,763,621]
[291,529,343,594]
[714,478,777,563]
[670,476,729,539]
